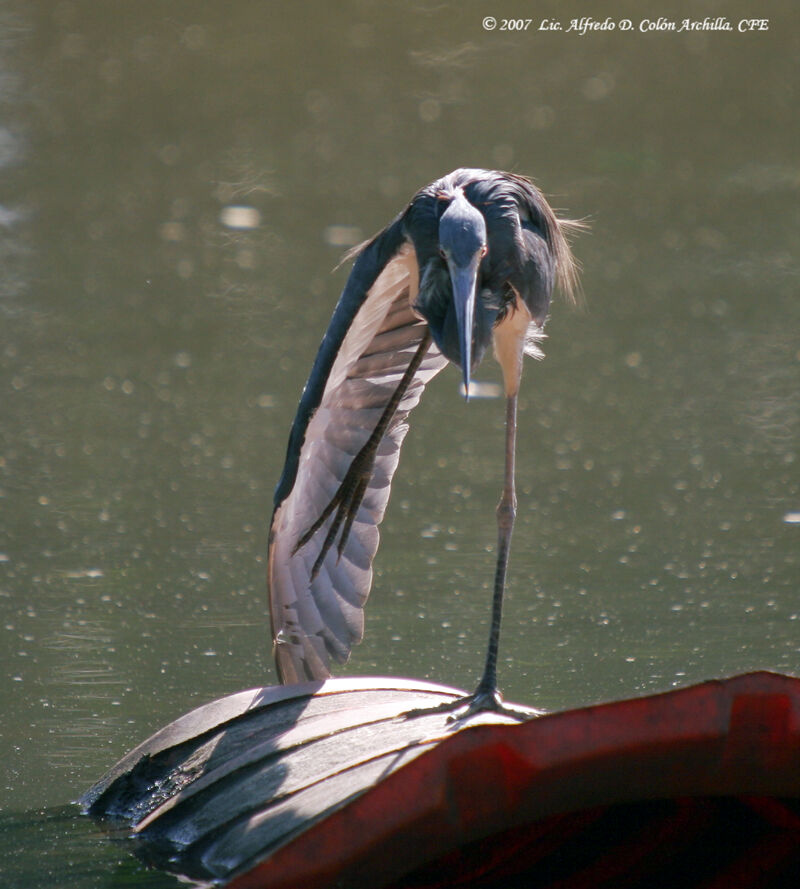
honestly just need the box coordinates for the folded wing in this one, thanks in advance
[269,230,447,683]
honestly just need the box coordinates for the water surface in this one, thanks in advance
[1,1,798,885]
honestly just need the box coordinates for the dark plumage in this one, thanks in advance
[269,168,580,714]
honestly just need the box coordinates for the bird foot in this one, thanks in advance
[401,687,542,723]
[446,686,542,723]
[292,447,375,579]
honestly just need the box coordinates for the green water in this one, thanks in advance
[1,1,798,885]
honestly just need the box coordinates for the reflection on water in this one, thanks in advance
[1,0,798,885]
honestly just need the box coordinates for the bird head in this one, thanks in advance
[438,191,488,397]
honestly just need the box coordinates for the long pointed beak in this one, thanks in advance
[448,260,480,400]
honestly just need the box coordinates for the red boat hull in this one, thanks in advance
[83,672,800,888]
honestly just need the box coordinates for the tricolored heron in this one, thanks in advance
[268,168,580,716]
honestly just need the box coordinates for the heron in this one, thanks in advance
[268,168,580,716]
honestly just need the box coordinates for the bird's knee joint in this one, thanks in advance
[496,498,516,528]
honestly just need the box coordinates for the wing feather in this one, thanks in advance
[269,236,447,683]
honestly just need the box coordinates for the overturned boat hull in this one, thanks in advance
[82,672,800,887]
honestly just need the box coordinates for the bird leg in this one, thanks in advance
[466,392,521,712]
[434,392,534,721]
[403,389,541,724]
[293,330,433,579]
[451,305,545,720]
